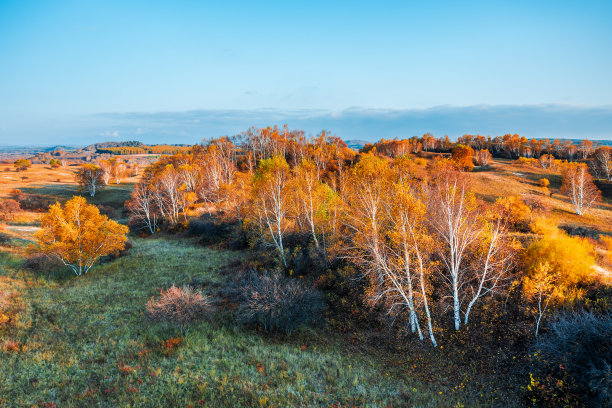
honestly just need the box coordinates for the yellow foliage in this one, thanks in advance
[493,196,530,226]
[600,235,612,265]
[523,228,595,302]
[529,216,559,236]
[34,196,129,276]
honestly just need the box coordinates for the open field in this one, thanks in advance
[0,163,140,225]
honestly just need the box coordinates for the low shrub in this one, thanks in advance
[229,269,325,334]
[95,204,116,218]
[188,216,234,245]
[107,240,133,260]
[559,224,602,240]
[146,285,214,334]
[22,254,62,273]
[414,157,427,166]
[530,312,612,407]
[0,233,10,246]
[0,199,21,220]
[0,287,20,329]
[602,235,612,265]
[16,193,56,212]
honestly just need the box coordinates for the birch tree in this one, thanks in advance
[523,262,557,337]
[289,159,331,250]
[152,165,187,225]
[463,217,515,325]
[75,164,105,197]
[99,160,112,185]
[341,153,393,284]
[561,163,601,215]
[126,180,160,234]
[592,147,612,181]
[251,155,292,268]
[385,179,437,346]
[428,160,482,330]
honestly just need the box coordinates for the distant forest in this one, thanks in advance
[96,145,192,155]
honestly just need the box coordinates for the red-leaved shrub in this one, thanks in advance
[146,285,213,334]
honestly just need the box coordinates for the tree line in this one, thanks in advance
[97,145,191,155]
[364,133,612,181]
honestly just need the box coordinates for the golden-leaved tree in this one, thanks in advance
[35,196,129,276]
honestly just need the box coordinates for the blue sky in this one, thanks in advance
[0,0,611,144]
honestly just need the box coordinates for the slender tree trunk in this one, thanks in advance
[453,278,461,330]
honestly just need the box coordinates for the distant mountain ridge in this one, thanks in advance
[82,141,145,152]
[344,139,369,150]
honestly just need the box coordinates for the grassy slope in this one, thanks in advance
[0,238,456,408]
[471,158,612,235]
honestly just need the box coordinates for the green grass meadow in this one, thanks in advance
[0,237,460,407]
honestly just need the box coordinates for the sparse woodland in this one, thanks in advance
[1,128,612,407]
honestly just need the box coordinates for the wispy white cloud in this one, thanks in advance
[2,104,611,146]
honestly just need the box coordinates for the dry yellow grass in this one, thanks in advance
[0,163,79,199]
[470,158,612,235]
[0,163,141,227]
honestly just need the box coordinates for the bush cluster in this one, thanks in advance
[228,269,325,335]
[15,193,56,212]
[0,199,21,220]
[532,312,612,407]
[0,233,11,246]
[22,254,62,274]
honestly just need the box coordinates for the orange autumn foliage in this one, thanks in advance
[451,144,475,171]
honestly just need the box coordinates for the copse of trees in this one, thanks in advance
[124,126,611,353]
[590,146,612,181]
[129,128,558,347]
[363,134,610,172]
[99,157,127,185]
[13,159,31,171]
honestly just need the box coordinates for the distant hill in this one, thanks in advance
[344,139,369,150]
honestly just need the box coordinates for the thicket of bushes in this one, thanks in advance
[226,269,325,334]
[529,312,612,407]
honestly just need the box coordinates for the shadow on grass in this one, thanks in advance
[19,182,134,208]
